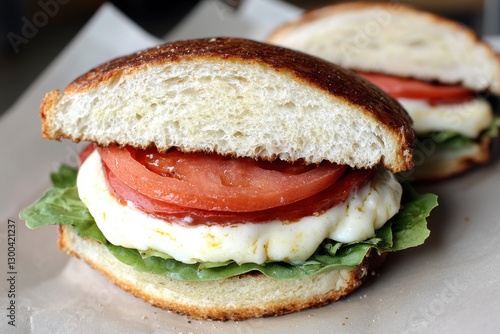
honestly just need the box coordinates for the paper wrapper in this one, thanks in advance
[1,1,499,333]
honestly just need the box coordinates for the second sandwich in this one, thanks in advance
[269,2,500,180]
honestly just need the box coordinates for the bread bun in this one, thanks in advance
[58,225,385,321]
[409,137,492,181]
[40,37,414,172]
[268,2,500,94]
[268,4,499,180]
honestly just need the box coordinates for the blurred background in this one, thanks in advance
[0,0,497,116]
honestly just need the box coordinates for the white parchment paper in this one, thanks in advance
[1,1,499,333]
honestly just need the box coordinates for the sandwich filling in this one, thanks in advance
[356,72,495,139]
[20,148,437,281]
[78,149,402,264]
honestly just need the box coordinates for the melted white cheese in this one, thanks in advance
[398,97,492,138]
[78,150,402,264]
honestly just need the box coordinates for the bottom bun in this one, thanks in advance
[411,137,491,181]
[58,225,385,320]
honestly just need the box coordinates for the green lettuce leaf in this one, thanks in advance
[422,114,500,150]
[20,165,437,281]
[485,114,500,138]
[430,131,474,149]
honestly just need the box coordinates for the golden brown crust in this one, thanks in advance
[58,225,385,320]
[66,38,395,113]
[40,90,62,139]
[42,37,414,170]
[68,38,413,129]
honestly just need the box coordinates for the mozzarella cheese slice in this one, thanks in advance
[398,97,492,138]
[78,150,402,265]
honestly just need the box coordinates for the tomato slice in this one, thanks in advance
[357,72,473,103]
[99,145,347,212]
[103,163,375,225]
[79,143,96,166]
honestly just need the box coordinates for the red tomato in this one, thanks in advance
[79,143,96,166]
[99,145,347,212]
[103,164,375,226]
[357,72,473,102]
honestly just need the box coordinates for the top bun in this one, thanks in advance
[268,2,500,94]
[40,37,414,172]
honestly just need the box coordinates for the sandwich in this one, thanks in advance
[20,37,437,320]
[268,2,500,181]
